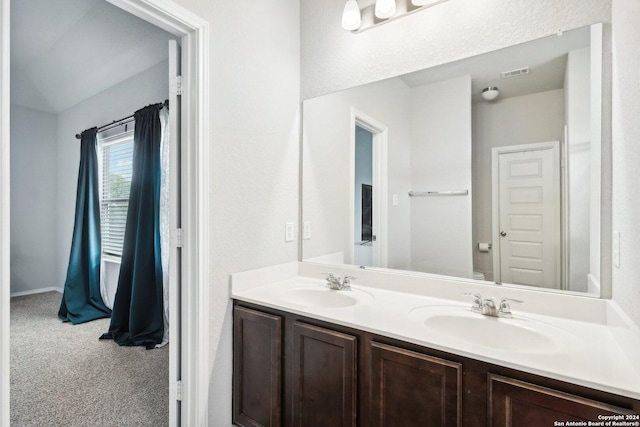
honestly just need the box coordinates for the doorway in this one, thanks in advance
[350,109,388,268]
[492,141,561,289]
[354,125,374,266]
[0,1,210,425]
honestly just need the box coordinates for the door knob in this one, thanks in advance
[500,231,507,237]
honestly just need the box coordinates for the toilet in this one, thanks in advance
[473,271,485,281]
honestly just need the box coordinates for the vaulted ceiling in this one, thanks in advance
[11,0,173,113]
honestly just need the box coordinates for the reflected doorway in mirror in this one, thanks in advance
[351,109,388,268]
[492,141,561,290]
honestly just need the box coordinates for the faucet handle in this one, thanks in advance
[463,292,483,313]
[341,276,356,289]
[498,297,523,318]
[322,273,344,290]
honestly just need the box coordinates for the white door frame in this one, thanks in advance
[491,140,560,286]
[0,1,210,426]
[349,108,388,268]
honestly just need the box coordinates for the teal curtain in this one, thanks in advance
[100,104,164,349]
[58,128,111,324]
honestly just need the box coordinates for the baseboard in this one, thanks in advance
[10,287,63,298]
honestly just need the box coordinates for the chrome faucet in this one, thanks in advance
[463,293,523,318]
[482,298,498,317]
[463,292,483,313]
[323,273,355,290]
[497,297,524,318]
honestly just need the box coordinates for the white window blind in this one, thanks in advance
[99,129,134,257]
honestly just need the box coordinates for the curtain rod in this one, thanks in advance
[75,99,169,140]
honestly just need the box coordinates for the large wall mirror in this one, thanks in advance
[302,23,606,296]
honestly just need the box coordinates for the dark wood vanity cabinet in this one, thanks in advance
[291,322,357,427]
[233,302,640,427]
[369,341,462,427]
[233,306,282,427]
[488,374,636,427]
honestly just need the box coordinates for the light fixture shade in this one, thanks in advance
[482,87,499,101]
[342,0,362,31]
[411,0,441,6]
[375,0,397,19]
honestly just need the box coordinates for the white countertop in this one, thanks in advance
[230,262,640,400]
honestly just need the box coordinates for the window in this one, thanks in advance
[99,129,134,257]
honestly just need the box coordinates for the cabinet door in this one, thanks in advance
[291,322,357,427]
[369,341,462,427]
[233,306,282,427]
[489,374,636,426]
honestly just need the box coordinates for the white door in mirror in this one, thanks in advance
[497,143,560,289]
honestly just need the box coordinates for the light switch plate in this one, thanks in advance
[303,221,311,240]
[613,231,620,268]
[392,194,399,206]
[285,222,295,242]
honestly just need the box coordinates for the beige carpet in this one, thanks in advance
[10,291,169,426]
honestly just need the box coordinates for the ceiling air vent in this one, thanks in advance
[501,67,530,78]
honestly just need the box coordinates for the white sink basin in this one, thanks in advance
[409,305,576,354]
[273,286,373,308]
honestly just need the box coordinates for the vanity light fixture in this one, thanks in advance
[342,0,450,33]
[481,87,500,101]
[342,0,362,31]
[375,0,397,19]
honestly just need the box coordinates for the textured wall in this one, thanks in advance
[167,1,301,425]
[611,0,640,326]
[301,0,611,100]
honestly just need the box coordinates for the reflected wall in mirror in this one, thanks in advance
[302,23,604,295]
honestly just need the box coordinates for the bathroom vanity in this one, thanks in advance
[231,19,640,427]
[230,264,640,427]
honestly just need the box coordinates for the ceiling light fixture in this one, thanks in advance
[342,0,362,31]
[481,87,500,101]
[375,0,397,19]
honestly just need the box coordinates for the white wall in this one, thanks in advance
[55,60,169,288]
[410,76,473,278]
[9,105,58,294]
[178,0,301,424]
[611,0,640,326]
[301,0,611,100]
[472,90,565,281]
[564,48,592,292]
[302,77,412,269]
